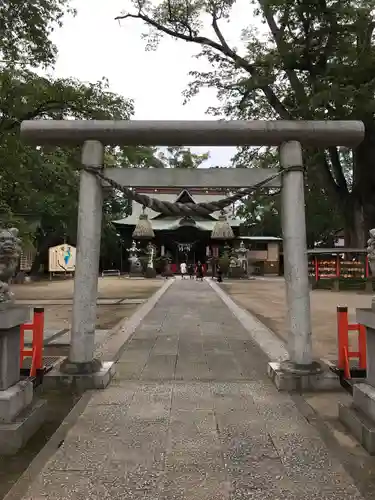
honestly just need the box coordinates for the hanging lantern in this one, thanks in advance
[211,211,235,240]
[132,207,155,240]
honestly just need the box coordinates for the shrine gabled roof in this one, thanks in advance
[175,189,196,204]
[150,189,218,221]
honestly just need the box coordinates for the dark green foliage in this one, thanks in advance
[118,0,375,246]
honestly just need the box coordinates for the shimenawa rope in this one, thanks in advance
[83,166,282,217]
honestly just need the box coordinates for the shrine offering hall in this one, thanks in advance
[114,187,281,275]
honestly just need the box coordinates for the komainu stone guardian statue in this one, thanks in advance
[0,227,21,305]
[0,227,47,454]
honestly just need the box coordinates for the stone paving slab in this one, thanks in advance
[22,279,364,499]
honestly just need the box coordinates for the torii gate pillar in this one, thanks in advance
[268,141,327,390]
[280,141,313,365]
[57,140,116,390]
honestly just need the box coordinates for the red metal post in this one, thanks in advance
[337,306,349,370]
[19,307,45,376]
[343,346,351,379]
[33,307,44,370]
[337,304,367,376]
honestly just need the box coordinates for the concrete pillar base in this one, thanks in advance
[267,360,340,392]
[43,360,116,391]
[339,384,375,454]
[338,309,375,453]
[0,379,46,455]
[0,306,46,454]
[60,357,102,375]
[0,379,33,423]
[0,306,30,390]
[0,398,47,455]
[339,402,375,454]
[352,383,375,420]
[356,309,375,385]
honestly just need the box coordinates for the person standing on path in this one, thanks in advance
[180,261,187,279]
[196,261,204,281]
[216,263,223,283]
[188,262,194,279]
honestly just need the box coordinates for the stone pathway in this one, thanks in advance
[23,279,364,499]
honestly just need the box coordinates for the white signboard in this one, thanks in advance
[48,244,76,272]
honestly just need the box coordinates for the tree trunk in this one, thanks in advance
[343,199,364,248]
[29,231,62,276]
[352,117,375,247]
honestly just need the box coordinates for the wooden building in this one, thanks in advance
[114,187,281,275]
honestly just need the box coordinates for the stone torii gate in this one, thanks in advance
[20,120,364,390]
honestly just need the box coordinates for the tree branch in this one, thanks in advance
[116,11,292,119]
[328,147,348,193]
[0,100,83,135]
[319,155,344,198]
[290,2,341,117]
[260,1,309,117]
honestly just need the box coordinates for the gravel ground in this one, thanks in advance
[221,277,372,362]
[12,277,163,331]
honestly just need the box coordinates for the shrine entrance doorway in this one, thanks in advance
[158,225,210,273]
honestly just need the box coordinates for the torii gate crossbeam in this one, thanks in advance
[21,119,363,147]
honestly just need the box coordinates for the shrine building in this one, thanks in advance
[114,187,281,274]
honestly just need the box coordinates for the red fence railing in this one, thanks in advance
[337,305,366,378]
[20,307,44,377]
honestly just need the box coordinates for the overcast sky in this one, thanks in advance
[49,0,256,167]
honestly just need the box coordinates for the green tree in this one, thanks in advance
[117,0,375,246]
[237,148,342,246]
[0,0,165,274]
[0,0,74,67]
[158,146,210,168]
[0,68,163,274]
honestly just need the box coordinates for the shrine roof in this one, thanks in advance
[113,216,242,231]
[134,187,226,196]
[239,236,282,241]
[307,247,366,254]
[118,187,242,227]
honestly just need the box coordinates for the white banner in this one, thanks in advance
[48,244,76,272]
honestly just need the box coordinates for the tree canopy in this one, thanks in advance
[0,0,74,67]
[0,0,217,273]
[0,1,169,273]
[158,146,210,168]
[0,67,163,272]
[117,0,375,246]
